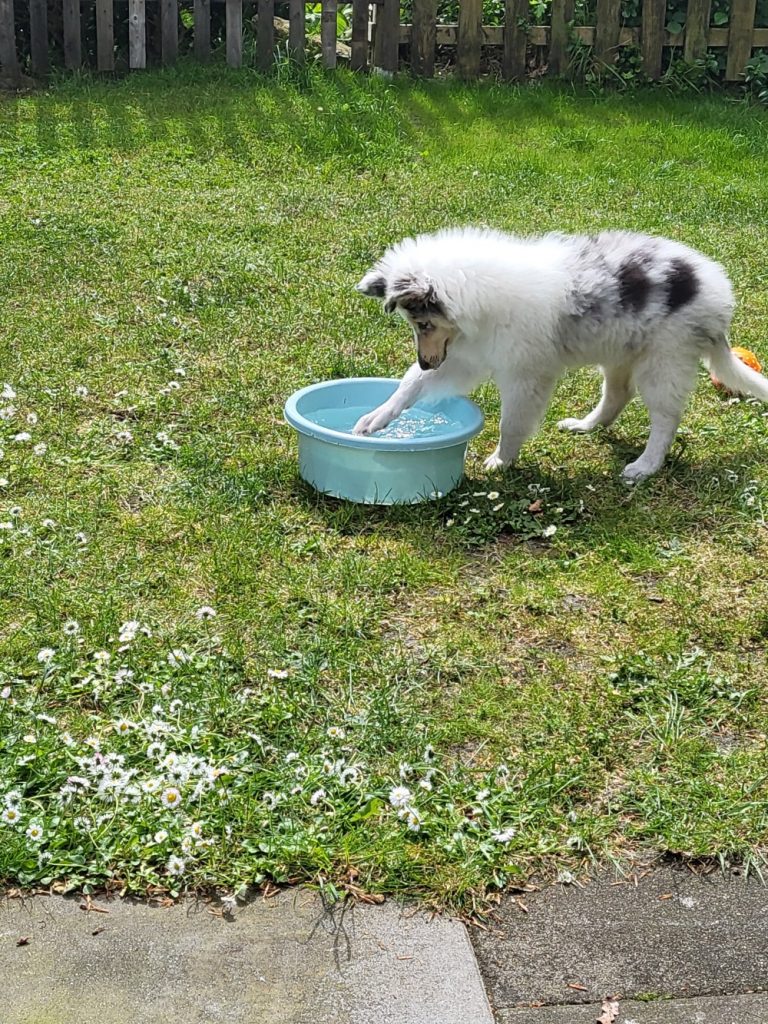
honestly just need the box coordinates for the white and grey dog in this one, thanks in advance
[354,226,768,481]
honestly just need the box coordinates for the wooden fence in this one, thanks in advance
[1,0,766,86]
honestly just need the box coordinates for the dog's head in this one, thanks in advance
[356,269,457,371]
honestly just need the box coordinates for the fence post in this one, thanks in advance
[257,0,274,70]
[594,0,621,66]
[226,0,242,66]
[161,0,179,64]
[504,0,529,80]
[128,0,146,68]
[0,0,19,84]
[288,0,305,63]
[322,0,338,68]
[411,0,436,77]
[350,0,368,70]
[548,0,573,75]
[373,0,400,73]
[96,0,114,69]
[457,0,482,79]
[684,0,712,61]
[29,0,49,77]
[641,0,665,78]
[63,0,81,67]
[726,0,757,79]
[194,0,211,61]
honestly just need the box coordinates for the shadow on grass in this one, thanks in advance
[9,62,767,170]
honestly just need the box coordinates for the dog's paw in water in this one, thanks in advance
[353,407,393,435]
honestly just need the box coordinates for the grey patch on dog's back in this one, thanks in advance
[666,258,699,312]
[617,256,652,313]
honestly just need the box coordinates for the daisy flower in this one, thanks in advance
[115,430,133,443]
[166,855,185,876]
[309,788,326,806]
[406,809,422,832]
[26,412,38,426]
[195,605,217,621]
[491,828,517,844]
[167,649,190,668]
[1,384,15,399]
[114,719,133,736]
[33,443,47,456]
[154,829,169,843]
[37,647,56,664]
[160,787,182,810]
[13,432,31,443]
[262,791,279,810]
[267,668,289,680]
[326,726,346,740]
[74,385,89,398]
[389,786,412,809]
[2,806,21,825]
[63,620,80,636]
[189,821,204,839]
[25,823,44,842]
[542,524,557,538]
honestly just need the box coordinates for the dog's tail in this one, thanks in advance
[705,338,768,402]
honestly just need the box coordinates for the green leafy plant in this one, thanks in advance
[744,51,768,102]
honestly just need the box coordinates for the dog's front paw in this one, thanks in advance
[483,451,507,472]
[557,417,595,434]
[353,406,393,435]
[621,460,653,484]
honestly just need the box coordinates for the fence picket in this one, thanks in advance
[194,0,211,62]
[595,0,621,64]
[289,0,305,62]
[549,0,574,74]
[257,0,274,70]
[641,0,665,77]
[128,0,146,68]
[63,0,81,68]
[29,0,49,76]
[96,0,114,69]
[726,0,757,78]
[684,0,711,61]
[373,0,399,72]
[322,0,338,67]
[504,0,529,80]
[226,0,242,66]
[411,0,436,77]
[161,0,179,65]
[351,0,368,70]
[457,0,482,79]
[0,0,19,83]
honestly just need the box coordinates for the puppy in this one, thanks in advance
[354,226,768,481]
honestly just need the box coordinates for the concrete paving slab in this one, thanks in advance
[472,865,768,1012]
[0,890,494,1024]
[496,993,768,1023]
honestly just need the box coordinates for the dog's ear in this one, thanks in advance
[356,270,387,299]
[384,275,444,317]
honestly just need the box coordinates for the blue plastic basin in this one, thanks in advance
[284,377,484,505]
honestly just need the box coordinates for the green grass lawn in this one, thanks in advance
[1,64,768,908]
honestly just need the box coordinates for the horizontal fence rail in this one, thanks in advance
[1,0,765,85]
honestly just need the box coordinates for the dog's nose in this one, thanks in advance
[418,355,432,371]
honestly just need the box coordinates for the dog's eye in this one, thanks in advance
[416,321,432,332]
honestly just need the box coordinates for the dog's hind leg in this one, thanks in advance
[558,365,634,433]
[621,356,697,483]
[484,374,557,471]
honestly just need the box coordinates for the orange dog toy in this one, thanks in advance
[711,346,762,393]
